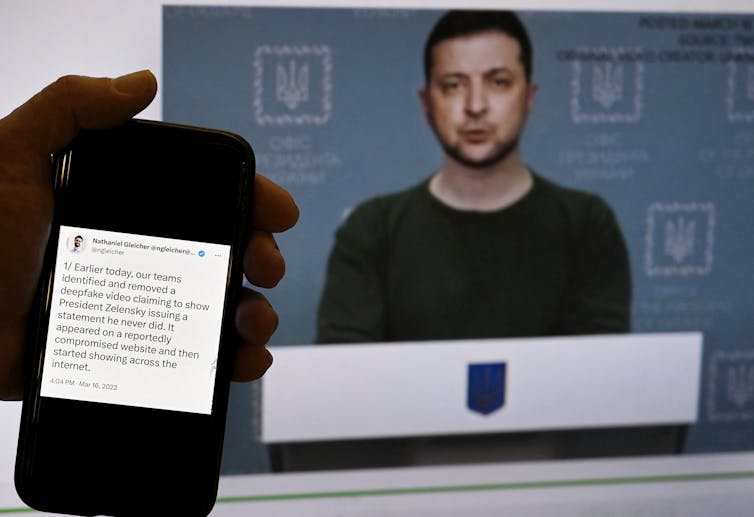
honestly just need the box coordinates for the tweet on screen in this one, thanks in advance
[40,225,231,415]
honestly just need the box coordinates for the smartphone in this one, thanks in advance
[15,120,254,516]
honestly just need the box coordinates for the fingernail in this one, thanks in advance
[113,70,155,96]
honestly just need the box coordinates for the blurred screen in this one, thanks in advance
[163,6,754,474]
[3,2,754,516]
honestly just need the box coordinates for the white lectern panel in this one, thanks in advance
[261,332,702,443]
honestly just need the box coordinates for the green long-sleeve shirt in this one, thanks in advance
[317,174,630,343]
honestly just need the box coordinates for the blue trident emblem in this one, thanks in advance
[467,362,506,415]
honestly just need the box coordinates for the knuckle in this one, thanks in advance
[51,74,80,98]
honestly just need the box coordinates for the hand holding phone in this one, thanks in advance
[0,71,298,401]
[1,72,298,516]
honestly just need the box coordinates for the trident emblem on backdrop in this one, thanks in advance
[276,59,309,110]
[727,364,754,409]
[592,62,623,110]
[665,216,695,264]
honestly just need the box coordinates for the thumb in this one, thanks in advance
[0,70,157,155]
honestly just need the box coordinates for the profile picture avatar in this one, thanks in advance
[67,234,86,253]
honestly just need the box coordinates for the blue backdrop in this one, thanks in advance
[164,7,754,472]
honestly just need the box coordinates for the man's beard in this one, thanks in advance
[440,136,520,170]
[428,117,521,170]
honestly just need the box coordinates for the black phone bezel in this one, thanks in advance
[15,120,254,517]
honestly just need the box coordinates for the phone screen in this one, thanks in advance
[16,121,253,517]
[42,226,230,414]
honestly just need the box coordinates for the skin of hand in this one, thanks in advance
[0,70,299,400]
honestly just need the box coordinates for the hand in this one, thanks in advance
[0,71,298,399]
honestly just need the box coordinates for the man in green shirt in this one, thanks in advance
[317,10,631,344]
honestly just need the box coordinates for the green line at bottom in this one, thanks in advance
[3,471,754,513]
[216,470,754,504]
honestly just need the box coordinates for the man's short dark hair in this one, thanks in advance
[423,10,533,84]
